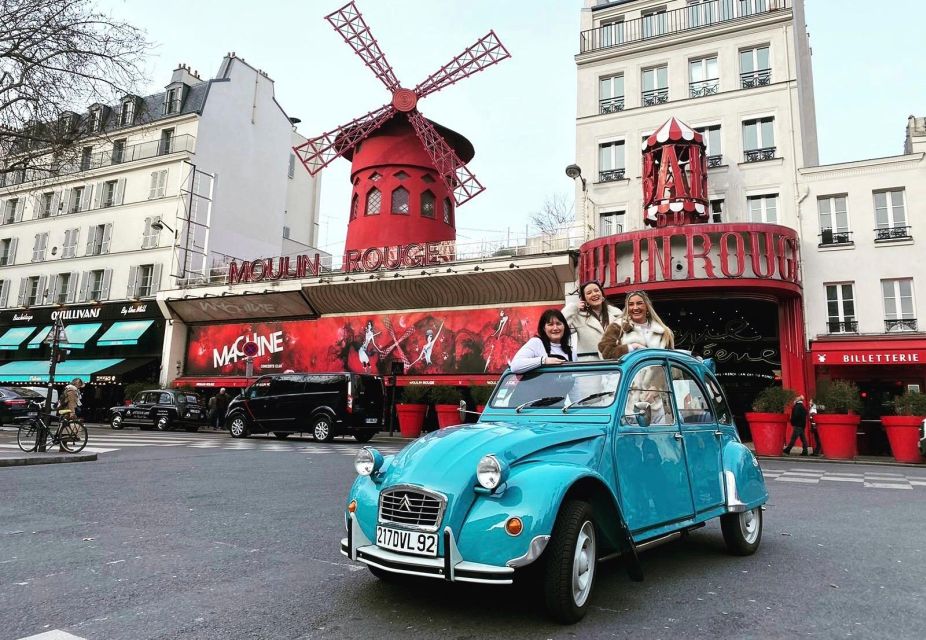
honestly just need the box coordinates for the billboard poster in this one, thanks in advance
[184,305,553,377]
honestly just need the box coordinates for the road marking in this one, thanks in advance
[821,476,864,483]
[863,482,912,490]
[782,471,825,477]
[17,631,88,640]
[909,480,926,486]
[776,477,820,483]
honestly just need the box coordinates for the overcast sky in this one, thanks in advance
[99,0,926,257]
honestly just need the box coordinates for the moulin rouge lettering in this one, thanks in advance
[213,331,284,368]
[343,241,454,273]
[227,255,322,284]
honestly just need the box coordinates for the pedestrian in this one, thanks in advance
[510,309,574,373]
[783,394,810,456]
[562,280,621,362]
[598,290,675,359]
[808,398,822,456]
[214,387,230,430]
[207,394,218,428]
[59,378,84,452]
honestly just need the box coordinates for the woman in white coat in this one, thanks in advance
[598,290,674,359]
[562,280,622,361]
[509,309,575,373]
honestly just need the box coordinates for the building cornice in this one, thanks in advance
[799,153,925,179]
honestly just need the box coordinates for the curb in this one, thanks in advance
[0,451,97,468]
[756,454,924,469]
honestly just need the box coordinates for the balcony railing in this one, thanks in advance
[642,88,669,106]
[885,318,918,332]
[819,229,853,246]
[689,79,719,98]
[599,97,625,114]
[827,320,858,334]
[580,0,790,53]
[740,69,772,89]
[599,169,626,182]
[744,147,776,162]
[874,226,912,241]
[707,154,723,168]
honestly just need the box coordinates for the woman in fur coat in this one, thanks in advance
[598,290,674,359]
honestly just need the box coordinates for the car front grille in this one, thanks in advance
[378,486,446,532]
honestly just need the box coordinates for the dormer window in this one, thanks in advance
[89,107,102,132]
[164,87,181,115]
[119,98,136,126]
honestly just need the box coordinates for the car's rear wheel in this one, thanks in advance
[228,415,250,438]
[273,432,290,440]
[155,416,171,431]
[312,416,334,443]
[720,507,762,556]
[354,431,375,443]
[544,500,597,624]
[110,414,124,430]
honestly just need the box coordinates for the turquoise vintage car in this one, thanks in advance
[341,350,768,623]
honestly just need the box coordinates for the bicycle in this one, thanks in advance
[16,410,88,453]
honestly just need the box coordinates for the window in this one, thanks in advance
[62,228,79,258]
[642,7,667,38]
[394,171,409,181]
[825,283,857,333]
[740,45,771,88]
[31,233,48,262]
[365,188,382,215]
[165,87,181,115]
[38,192,55,219]
[270,375,305,396]
[687,0,722,26]
[670,366,713,424]
[600,19,624,48]
[739,0,768,17]
[101,180,118,208]
[0,280,8,308]
[282,226,290,239]
[421,174,436,184]
[89,107,102,132]
[443,198,453,225]
[420,190,436,218]
[689,56,719,98]
[68,186,85,213]
[882,279,916,332]
[288,152,296,178]
[160,129,174,156]
[710,198,724,223]
[350,194,359,220]
[599,211,624,236]
[705,374,732,424]
[119,99,135,126]
[391,187,410,214]
[80,147,92,171]
[742,117,775,161]
[642,66,669,106]
[598,141,625,182]
[0,238,15,265]
[142,217,160,249]
[50,273,74,304]
[747,194,777,223]
[369,172,382,182]
[817,196,851,245]
[599,75,624,114]
[87,270,105,301]
[149,170,168,199]
[873,189,908,239]
[112,139,126,164]
[3,198,20,224]
[624,364,674,426]
[23,276,42,307]
[695,125,722,166]
[134,264,160,297]
[86,223,111,256]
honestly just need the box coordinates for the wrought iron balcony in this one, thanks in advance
[885,318,917,332]
[744,147,776,162]
[819,229,853,246]
[642,88,669,106]
[599,169,626,182]
[827,320,858,334]
[874,226,912,241]
[599,97,625,114]
[580,0,791,53]
[740,69,772,89]
[689,79,719,98]
[707,154,723,168]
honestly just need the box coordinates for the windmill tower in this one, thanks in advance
[294,2,510,260]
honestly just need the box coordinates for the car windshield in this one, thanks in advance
[182,394,201,404]
[490,368,620,410]
[15,388,44,399]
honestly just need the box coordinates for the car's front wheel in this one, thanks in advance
[312,415,334,443]
[228,415,250,438]
[720,507,763,556]
[155,416,171,431]
[110,414,124,430]
[544,500,597,624]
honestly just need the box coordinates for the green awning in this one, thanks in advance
[0,358,124,383]
[26,322,102,350]
[0,326,36,350]
[96,320,155,346]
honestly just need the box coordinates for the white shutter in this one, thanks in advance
[14,199,24,222]
[47,274,59,303]
[92,182,103,208]
[78,271,91,302]
[151,263,163,294]
[66,271,79,303]
[115,178,126,205]
[158,170,168,197]
[17,277,27,306]
[100,223,112,254]
[7,238,17,264]
[0,280,8,308]
[51,191,61,216]
[126,265,138,298]
[60,190,70,216]
[80,185,92,211]
[36,275,47,304]
[32,233,42,261]
[148,172,158,199]
[100,268,112,300]
[142,217,152,249]
[85,225,96,255]
[0,200,4,223]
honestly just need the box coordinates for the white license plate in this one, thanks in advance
[365,418,378,424]
[376,526,438,557]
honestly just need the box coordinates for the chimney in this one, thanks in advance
[171,63,202,87]
[904,115,926,155]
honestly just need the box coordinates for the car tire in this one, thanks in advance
[110,414,124,430]
[273,432,290,440]
[312,415,334,443]
[354,431,375,443]
[720,507,762,556]
[543,500,597,624]
[228,415,250,438]
[155,416,171,432]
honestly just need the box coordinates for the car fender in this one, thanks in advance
[721,441,768,511]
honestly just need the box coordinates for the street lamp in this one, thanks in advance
[152,219,185,283]
[39,317,69,452]
[565,164,594,241]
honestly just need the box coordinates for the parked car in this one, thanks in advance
[341,351,768,623]
[22,386,59,408]
[0,387,45,425]
[225,372,385,442]
[109,389,207,431]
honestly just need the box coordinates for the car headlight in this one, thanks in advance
[354,447,384,476]
[476,454,508,490]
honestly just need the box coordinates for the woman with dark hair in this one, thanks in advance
[509,309,575,373]
[598,289,674,359]
[563,280,622,361]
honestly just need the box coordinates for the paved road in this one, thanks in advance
[0,429,924,640]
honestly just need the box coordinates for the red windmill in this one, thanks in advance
[641,117,709,227]
[294,2,511,265]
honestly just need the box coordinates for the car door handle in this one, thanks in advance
[714,431,723,437]
[674,432,683,441]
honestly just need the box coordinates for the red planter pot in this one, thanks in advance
[745,412,789,456]
[814,414,861,460]
[435,404,461,429]
[881,416,925,464]
[395,403,426,438]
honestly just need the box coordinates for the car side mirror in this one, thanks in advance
[628,401,652,427]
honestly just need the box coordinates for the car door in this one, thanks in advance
[671,362,725,516]
[614,360,695,536]
[245,377,274,429]
[267,375,306,431]
[128,392,152,423]
[153,391,175,422]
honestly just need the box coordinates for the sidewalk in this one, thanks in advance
[750,443,924,468]
[0,450,97,467]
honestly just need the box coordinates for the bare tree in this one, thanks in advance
[529,191,576,236]
[0,0,149,179]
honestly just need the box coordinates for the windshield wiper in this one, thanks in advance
[515,396,566,413]
[562,391,615,413]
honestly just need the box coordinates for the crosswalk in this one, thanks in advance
[762,466,926,490]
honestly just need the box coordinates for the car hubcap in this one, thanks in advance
[112,416,122,427]
[740,508,760,544]
[231,419,244,436]
[572,521,596,607]
[157,418,168,430]
[314,421,329,440]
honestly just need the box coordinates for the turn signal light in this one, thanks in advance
[505,517,523,536]
[348,500,357,513]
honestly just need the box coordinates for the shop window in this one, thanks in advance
[365,188,381,215]
[391,187,409,214]
[420,190,435,218]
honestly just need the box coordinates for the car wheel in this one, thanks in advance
[720,507,762,556]
[354,431,375,443]
[228,415,250,438]
[155,416,171,431]
[273,432,290,440]
[110,414,124,430]
[312,416,334,443]
[543,500,597,624]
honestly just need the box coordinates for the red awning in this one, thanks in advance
[810,338,926,367]
[172,376,255,388]
[391,374,499,387]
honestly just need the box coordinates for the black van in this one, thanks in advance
[224,372,385,442]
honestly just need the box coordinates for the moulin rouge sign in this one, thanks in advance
[226,242,454,284]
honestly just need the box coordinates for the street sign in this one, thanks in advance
[242,341,259,357]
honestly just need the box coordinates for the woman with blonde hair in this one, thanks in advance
[598,290,674,359]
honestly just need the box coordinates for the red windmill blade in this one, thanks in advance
[414,31,511,100]
[325,1,400,91]
[407,111,485,205]
[294,104,395,176]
